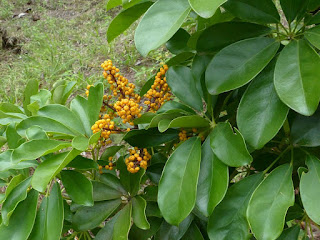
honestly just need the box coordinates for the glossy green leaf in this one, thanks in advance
[51,81,76,105]
[166,66,203,111]
[305,25,320,50]
[277,225,300,240]
[32,149,81,192]
[0,102,24,114]
[147,111,186,129]
[300,154,320,224]
[308,12,320,25]
[158,137,201,225]
[107,2,153,42]
[17,116,78,137]
[6,123,24,149]
[2,174,24,203]
[72,199,121,231]
[26,126,48,140]
[0,111,26,125]
[61,170,93,206]
[100,145,124,160]
[274,39,320,116]
[166,28,191,54]
[99,173,127,194]
[196,136,228,217]
[291,109,320,147]
[181,222,204,240]
[155,215,193,240]
[157,101,196,115]
[92,181,123,201]
[117,157,145,195]
[207,173,264,240]
[28,197,48,240]
[206,37,279,95]
[132,196,150,229]
[237,60,289,149]
[46,182,64,240]
[123,128,178,148]
[135,0,191,56]
[70,96,92,136]
[88,83,104,126]
[67,155,99,170]
[247,164,294,240]
[280,0,308,22]
[210,122,252,167]
[158,115,210,132]
[107,0,122,10]
[23,79,38,116]
[2,177,31,225]
[95,202,132,240]
[165,52,195,66]
[0,189,38,240]
[0,136,6,148]
[223,0,280,24]
[113,202,132,240]
[189,0,226,18]
[38,104,86,135]
[197,22,271,53]
[129,217,163,240]
[71,135,89,151]
[192,54,212,99]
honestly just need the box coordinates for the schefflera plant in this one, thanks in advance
[105,0,320,239]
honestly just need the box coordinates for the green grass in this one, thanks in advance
[0,0,170,103]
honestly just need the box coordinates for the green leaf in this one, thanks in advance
[26,126,48,140]
[92,181,123,201]
[6,123,24,149]
[157,101,196,115]
[0,189,38,240]
[61,170,93,206]
[32,149,81,192]
[99,173,128,195]
[70,96,92,136]
[117,157,145,195]
[147,111,186,129]
[189,0,226,18]
[274,39,320,116]
[280,0,308,23]
[166,28,191,54]
[51,81,76,105]
[107,0,122,10]
[223,0,280,24]
[95,202,132,240]
[100,145,124,160]
[207,173,264,240]
[17,116,79,137]
[196,136,228,217]
[0,136,6,148]
[129,217,163,240]
[165,52,195,66]
[158,115,210,132]
[67,155,99,170]
[71,135,89,151]
[2,174,24,203]
[210,122,252,167]
[247,164,294,240]
[123,128,178,148]
[28,197,48,240]
[155,215,193,239]
[113,202,132,240]
[158,137,201,225]
[132,196,150,229]
[46,182,64,240]
[237,59,289,149]
[291,109,320,147]
[72,199,121,231]
[197,22,271,53]
[277,225,300,240]
[38,104,86,135]
[107,2,153,42]
[29,89,51,110]
[192,54,212,99]
[23,79,38,116]
[166,66,203,111]
[206,37,279,95]
[1,177,31,225]
[135,0,191,56]
[181,222,204,240]
[88,83,104,127]
[300,154,320,224]
[305,25,320,50]
[308,0,320,10]
[0,102,24,114]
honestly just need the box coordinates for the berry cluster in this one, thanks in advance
[144,65,172,112]
[125,147,151,173]
[114,98,142,126]
[98,156,114,174]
